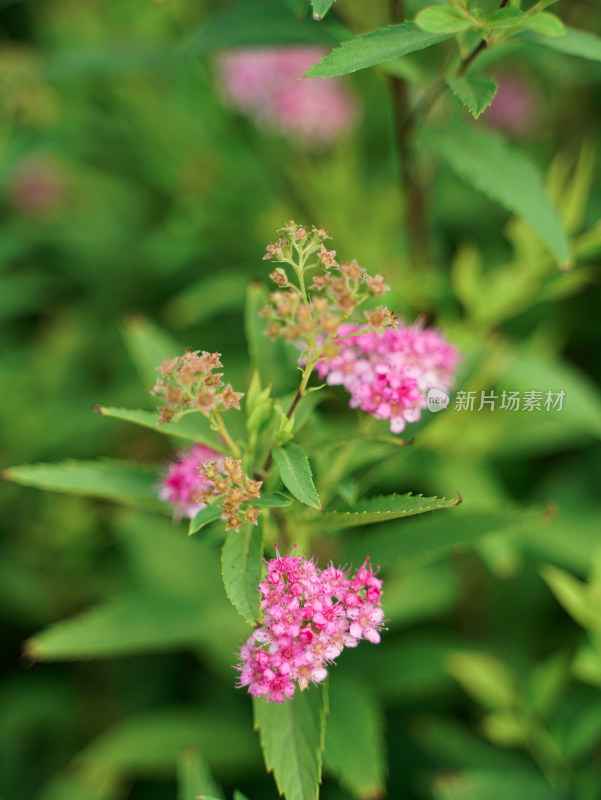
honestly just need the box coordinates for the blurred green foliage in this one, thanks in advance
[1,0,601,799]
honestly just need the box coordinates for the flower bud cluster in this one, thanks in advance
[260,221,395,350]
[236,548,384,703]
[151,349,243,424]
[198,457,263,532]
[316,322,461,434]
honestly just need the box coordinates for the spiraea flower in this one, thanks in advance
[197,457,263,532]
[260,222,395,355]
[151,349,243,424]
[159,444,223,520]
[236,548,384,703]
[216,47,358,144]
[316,322,461,434]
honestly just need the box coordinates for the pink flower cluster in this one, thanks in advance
[159,444,221,519]
[216,47,358,143]
[315,323,461,434]
[236,548,384,703]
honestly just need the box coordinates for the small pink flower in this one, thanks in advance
[235,549,384,703]
[158,444,222,519]
[216,47,359,144]
[315,322,460,434]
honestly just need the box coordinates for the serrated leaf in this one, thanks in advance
[253,492,293,508]
[305,22,450,77]
[311,0,334,20]
[324,676,386,799]
[422,124,570,266]
[96,406,223,449]
[522,12,564,38]
[188,504,223,535]
[523,26,601,62]
[2,459,164,512]
[253,684,327,800]
[447,73,498,119]
[320,492,458,531]
[221,525,263,625]
[177,748,222,800]
[415,6,473,34]
[273,443,321,510]
[342,509,542,572]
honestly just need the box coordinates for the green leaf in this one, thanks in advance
[446,652,517,710]
[432,769,563,800]
[164,272,249,329]
[305,22,450,77]
[523,26,601,62]
[121,313,182,395]
[233,793,252,800]
[446,73,498,119]
[320,492,459,531]
[541,566,593,629]
[2,459,165,512]
[324,676,386,798]
[522,12,564,38]
[342,509,542,572]
[245,282,296,395]
[25,512,247,664]
[253,684,327,800]
[186,1,342,56]
[422,124,570,266]
[253,492,293,508]
[95,406,223,449]
[311,0,334,20]
[78,709,259,776]
[221,525,263,625]
[487,8,525,29]
[415,6,473,34]
[188,504,223,536]
[273,443,321,510]
[177,748,222,800]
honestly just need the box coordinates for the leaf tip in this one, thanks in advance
[455,491,463,506]
[92,403,104,415]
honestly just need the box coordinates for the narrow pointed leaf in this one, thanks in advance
[446,73,498,119]
[253,492,293,508]
[188,504,223,535]
[221,525,263,625]
[321,492,459,531]
[3,459,164,512]
[177,748,222,800]
[253,684,327,800]
[324,676,386,798]
[523,26,601,62]
[311,0,334,20]
[306,23,450,77]
[423,124,570,266]
[273,443,321,510]
[96,406,223,449]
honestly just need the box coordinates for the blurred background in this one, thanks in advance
[1,0,601,798]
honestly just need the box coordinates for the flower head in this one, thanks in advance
[235,548,384,703]
[159,444,223,519]
[315,322,461,434]
[216,47,358,145]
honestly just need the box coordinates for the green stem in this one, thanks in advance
[212,412,241,459]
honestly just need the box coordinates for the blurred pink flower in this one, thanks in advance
[315,322,461,434]
[217,47,358,143]
[483,73,542,137]
[5,155,64,213]
[236,547,384,703]
[159,444,223,520]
